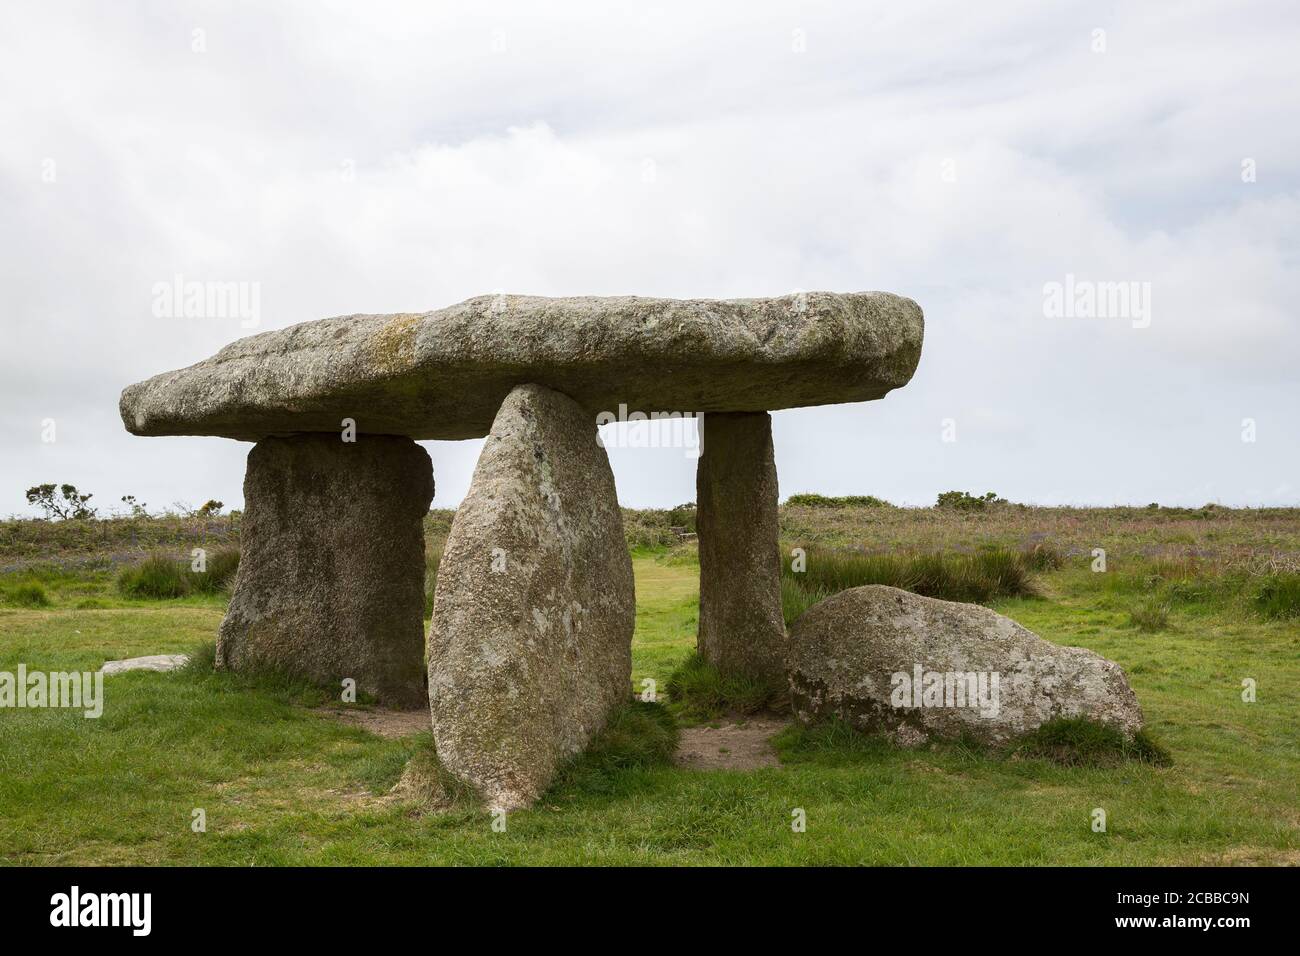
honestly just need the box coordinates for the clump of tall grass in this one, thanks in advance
[559,701,679,777]
[1253,572,1300,621]
[1021,541,1065,571]
[781,576,822,626]
[665,652,786,720]
[1128,598,1171,632]
[117,555,189,598]
[656,542,699,567]
[390,736,481,809]
[186,549,240,594]
[780,546,1039,625]
[1009,717,1172,767]
[116,549,239,599]
[2,581,51,607]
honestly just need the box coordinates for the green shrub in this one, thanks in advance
[4,582,51,607]
[1010,717,1172,767]
[1253,573,1300,621]
[666,502,696,530]
[665,652,785,720]
[621,508,684,550]
[25,482,98,520]
[784,493,892,508]
[117,554,190,598]
[935,490,1007,511]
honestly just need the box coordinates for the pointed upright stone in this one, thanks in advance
[695,411,786,684]
[428,384,634,810]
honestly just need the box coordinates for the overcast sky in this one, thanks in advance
[2,1,1298,516]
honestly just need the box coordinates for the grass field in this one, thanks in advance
[1,506,1297,865]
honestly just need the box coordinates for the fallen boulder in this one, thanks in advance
[787,585,1144,746]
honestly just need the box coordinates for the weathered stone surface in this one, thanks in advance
[787,585,1144,746]
[696,412,786,683]
[120,292,924,441]
[216,434,433,708]
[428,383,634,810]
[100,654,190,675]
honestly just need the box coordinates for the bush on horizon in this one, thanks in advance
[784,493,892,508]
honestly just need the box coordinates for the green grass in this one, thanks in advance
[2,545,1298,865]
[628,553,699,695]
[551,701,680,794]
[665,652,786,721]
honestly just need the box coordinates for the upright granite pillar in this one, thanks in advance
[696,411,785,684]
[216,433,434,708]
[428,384,634,810]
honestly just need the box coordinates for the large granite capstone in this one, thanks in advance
[120,292,923,441]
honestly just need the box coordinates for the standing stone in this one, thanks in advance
[695,411,786,684]
[216,434,433,709]
[428,384,634,810]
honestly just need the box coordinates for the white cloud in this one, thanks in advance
[1,0,1297,515]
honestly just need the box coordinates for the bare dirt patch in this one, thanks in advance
[316,706,430,739]
[674,715,788,770]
